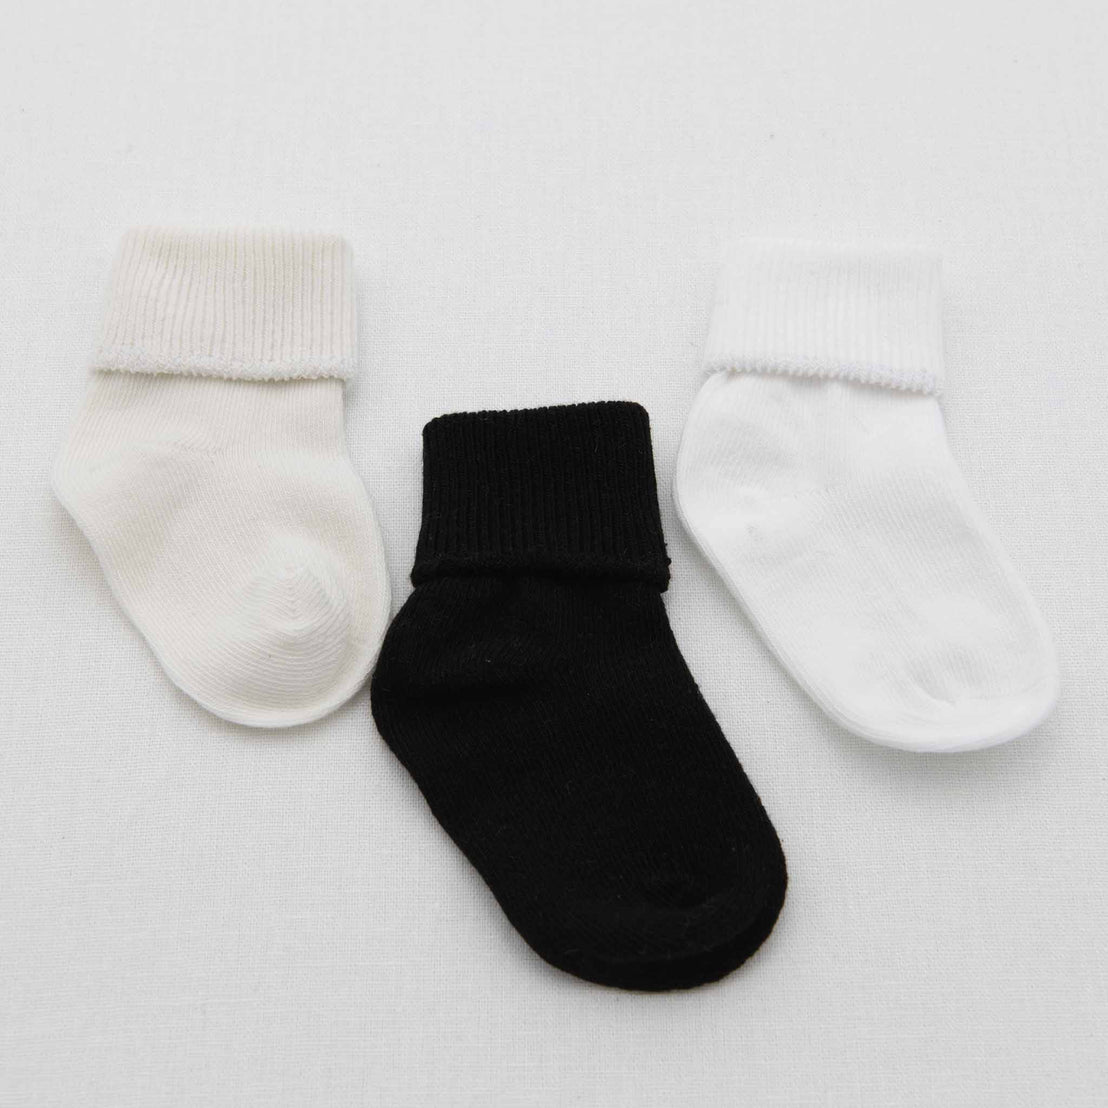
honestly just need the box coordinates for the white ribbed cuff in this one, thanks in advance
[704,239,945,394]
[93,228,357,380]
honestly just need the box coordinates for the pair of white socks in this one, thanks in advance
[54,229,390,727]
[675,240,1058,752]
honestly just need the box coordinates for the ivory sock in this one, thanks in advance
[53,228,390,727]
[675,239,1057,752]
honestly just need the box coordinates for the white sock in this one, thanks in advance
[53,229,390,727]
[675,239,1057,752]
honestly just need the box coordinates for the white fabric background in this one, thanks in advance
[2,1,1106,1103]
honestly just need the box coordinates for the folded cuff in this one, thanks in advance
[704,238,945,394]
[92,228,357,380]
[413,402,670,588]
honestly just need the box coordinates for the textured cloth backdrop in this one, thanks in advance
[1,1,1106,1104]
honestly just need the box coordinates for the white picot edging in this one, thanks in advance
[92,228,357,381]
[704,238,945,394]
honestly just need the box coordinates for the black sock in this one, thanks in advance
[371,401,786,990]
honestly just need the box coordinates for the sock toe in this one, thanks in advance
[816,617,1059,752]
[189,536,370,727]
[844,667,1060,753]
[538,841,787,991]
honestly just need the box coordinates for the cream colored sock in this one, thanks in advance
[53,228,390,727]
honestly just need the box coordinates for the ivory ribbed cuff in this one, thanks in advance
[704,239,945,394]
[92,228,357,380]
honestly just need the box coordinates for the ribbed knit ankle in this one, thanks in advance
[372,402,787,991]
[53,228,390,727]
[414,402,670,586]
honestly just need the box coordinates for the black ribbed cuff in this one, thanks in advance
[412,402,671,588]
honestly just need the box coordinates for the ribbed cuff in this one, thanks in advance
[412,402,671,588]
[704,239,945,394]
[92,228,357,380]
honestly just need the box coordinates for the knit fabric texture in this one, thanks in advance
[703,237,945,393]
[92,228,358,380]
[372,401,787,990]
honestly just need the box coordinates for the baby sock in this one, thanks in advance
[53,228,390,727]
[371,402,786,990]
[675,239,1057,753]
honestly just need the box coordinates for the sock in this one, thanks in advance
[371,402,786,991]
[53,228,390,727]
[675,238,1058,753]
